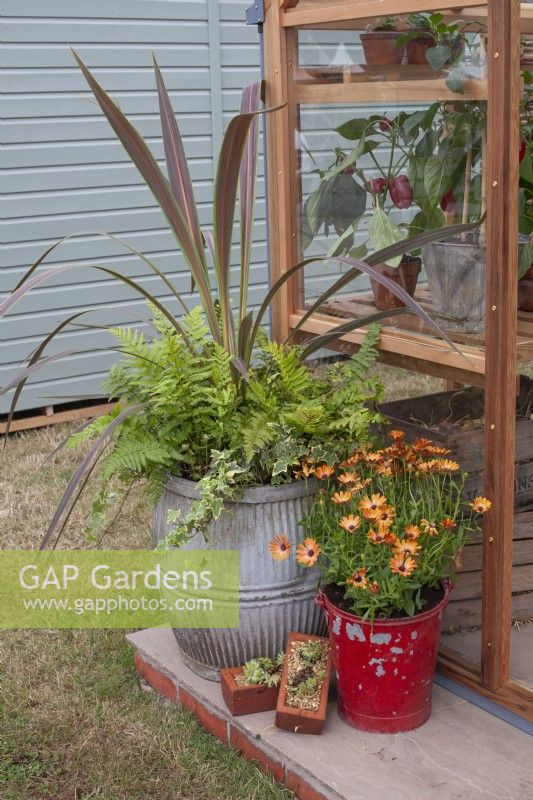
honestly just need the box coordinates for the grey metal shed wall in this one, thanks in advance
[0,0,263,413]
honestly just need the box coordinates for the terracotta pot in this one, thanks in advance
[275,632,331,735]
[220,666,279,716]
[317,583,451,733]
[360,32,405,66]
[370,256,421,311]
[518,265,533,312]
[405,33,435,65]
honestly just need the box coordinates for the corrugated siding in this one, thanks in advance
[0,0,263,412]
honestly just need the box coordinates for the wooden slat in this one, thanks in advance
[290,310,488,375]
[0,402,115,435]
[480,0,522,691]
[294,79,487,104]
[282,1,488,28]
[264,0,294,342]
[443,592,533,628]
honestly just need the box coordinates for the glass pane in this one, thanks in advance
[294,14,488,349]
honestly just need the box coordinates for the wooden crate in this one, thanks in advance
[443,512,533,629]
[378,375,533,509]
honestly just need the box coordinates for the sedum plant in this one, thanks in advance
[0,56,477,550]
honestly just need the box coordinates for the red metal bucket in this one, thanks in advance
[317,584,451,733]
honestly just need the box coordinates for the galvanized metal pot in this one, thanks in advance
[423,237,486,333]
[152,476,324,681]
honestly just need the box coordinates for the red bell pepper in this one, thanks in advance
[440,188,456,213]
[389,175,413,209]
[372,177,388,195]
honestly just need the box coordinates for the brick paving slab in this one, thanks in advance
[127,628,532,800]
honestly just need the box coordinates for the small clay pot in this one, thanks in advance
[220,666,279,716]
[360,31,405,66]
[370,256,422,311]
[405,33,435,65]
[518,265,533,312]
[275,632,331,735]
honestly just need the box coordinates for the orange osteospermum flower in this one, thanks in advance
[332,490,353,505]
[337,471,359,485]
[425,445,451,455]
[294,462,315,480]
[470,496,492,514]
[365,451,384,463]
[436,459,460,473]
[369,580,381,595]
[346,568,368,589]
[404,525,421,540]
[417,459,439,473]
[268,534,292,561]
[359,493,388,518]
[390,554,417,577]
[374,505,396,526]
[441,517,456,530]
[315,464,335,480]
[376,463,394,477]
[388,430,405,442]
[339,515,361,533]
[394,539,421,557]
[296,538,321,567]
[420,519,439,537]
[368,525,396,545]
[412,437,433,452]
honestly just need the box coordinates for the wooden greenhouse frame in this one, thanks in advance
[262,0,533,721]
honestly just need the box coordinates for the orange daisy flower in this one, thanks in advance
[341,452,362,467]
[359,493,388,518]
[315,464,335,480]
[268,534,292,561]
[394,540,421,557]
[296,538,321,567]
[404,525,421,540]
[413,437,433,452]
[425,445,451,455]
[339,515,361,533]
[368,525,396,545]
[346,568,368,589]
[436,459,460,473]
[469,496,492,514]
[294,462,314,479]
[388,430,405,442]
[369,580,381,595]
[365,451,384,463]
[337,471,359,485]
[441,517,456,530]
[376,463,394,477]
[417,459,439,473]
[420,519,439,536]
[374,505,396,526]
[332,490,353,505]
[390,554,417,577]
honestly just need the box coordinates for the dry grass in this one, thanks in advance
[0,364,439,800]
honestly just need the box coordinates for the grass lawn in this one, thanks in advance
[0,364,438,800]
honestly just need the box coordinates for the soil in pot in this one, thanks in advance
[318,582,451,733]
[220,666,280,716]
[360,32,405,66]
[405,33,435,65]
[275,632,331,735]
[518,265,533,311]
[370,255,421,311]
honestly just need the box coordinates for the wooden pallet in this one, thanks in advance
[0,401,116,435]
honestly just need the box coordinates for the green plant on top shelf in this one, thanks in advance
[366,16,401,33]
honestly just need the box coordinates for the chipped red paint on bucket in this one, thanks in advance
[317,584,451,733]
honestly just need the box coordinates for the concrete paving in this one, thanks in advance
[127,628,533,800]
